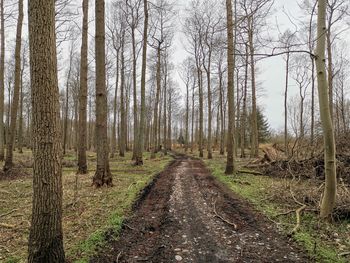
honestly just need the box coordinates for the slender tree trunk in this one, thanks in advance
[27,0,65,260]
[131,26,138,160]
[205,56,212,159]
[135,0,148,165]
[0,0,5,161]
[111,50,119,159]
[185,81,189,152]
[219,70,225,155]
[198,68,204,157]
[151,44,161,158]
[248,16,259,158]
[191,79,195,153]
[18,60,24,153]
[284,52,290,156]
[63,48,73,156]
[77,0,89,174]
[316,0,336,220]
[163,56,167,155]
[119,31,126,157]
[240,45,248,158]
[92,0,113,187]
[4,0,23,171]
[225,0,236,174]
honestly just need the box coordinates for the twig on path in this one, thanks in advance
[0,209,18,218]
[338,251,350,257]
[237,169,262,176]
[116,251,122,263]
[0,223,16,229]
[213,199,237,229]
[290,204,307,235]
[124,223,137,231]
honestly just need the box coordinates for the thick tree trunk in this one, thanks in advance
[4,0,23,171]
[92,0,113,187]
[225,0,236,174]
[0,0,5,161]
[135,0,148,165]
[316,0,336,220]
[77,0,89,174]
[191,80,195,153]
[27,0,65,261]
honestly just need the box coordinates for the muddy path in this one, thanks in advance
[90,155,309,263]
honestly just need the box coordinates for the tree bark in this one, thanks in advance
[4,0,23,171]
[119,30,126,157]
[151,44,162,158]
[0,0,5,161]
[92,0,113,187]
[77,0,89,174]
[316,0,337,220]
[135,0,148,165]
[248,16,259,158]
[225,0,236,174]
[284,52,290,156]
[27,0,65,260]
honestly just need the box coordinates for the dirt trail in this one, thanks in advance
[90,155,308,263]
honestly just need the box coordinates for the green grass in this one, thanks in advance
[202,153,349,263]
[0,149,172,263]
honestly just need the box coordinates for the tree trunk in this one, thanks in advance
[240,44,248,158]
[27,0,65,261]
[119,30,126,157]
[198,68,204,157]
[131,25,138,160]
[225,0,236,174]
[63,47,73,156]
[248,16,259,158]
[151,44,161,159]
[284,52,290,156]
[77,0,89,174]
[111,50,119,159]
[135,0,148,165]
[316,0,336,220]
[92,0,113,187]
[4,0,23,171]
[18,57,24,154]
[0,0,5,161]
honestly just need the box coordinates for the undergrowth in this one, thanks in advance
[203,153,350,263]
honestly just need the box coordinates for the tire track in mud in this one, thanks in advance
[90,154,309,263]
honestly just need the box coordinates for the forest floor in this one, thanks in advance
[91,154,310,263]
[0,149,172,263]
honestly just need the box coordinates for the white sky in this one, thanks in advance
[172,0,350,131]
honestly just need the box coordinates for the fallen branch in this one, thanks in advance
[238,169,262,175]
[0,209,18,218]
[290,204,307,234]
[0,223,16,229]
[213,199,237,229]
[339,251,350,257]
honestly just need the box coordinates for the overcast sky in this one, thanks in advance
[172,0,350,131]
